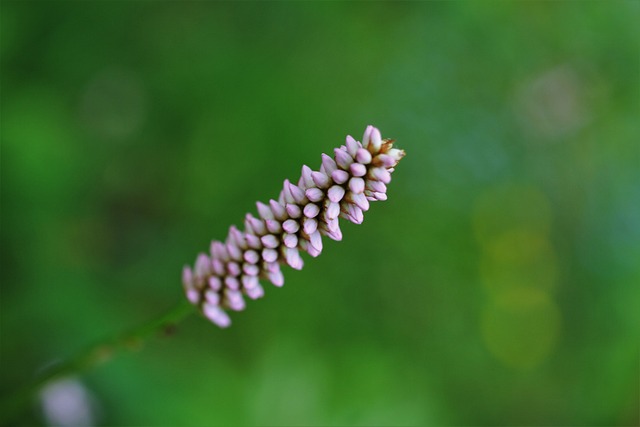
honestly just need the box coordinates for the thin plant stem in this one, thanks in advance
[0,299,195,424]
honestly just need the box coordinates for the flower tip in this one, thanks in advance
[203,304,231,328]
[369,127,382,152]
[345,135,360,156]
[334,147,352,169]
[306,243,322,257]
[268,270,285,287]
[182,266,193,286]
[288,182,306,203]
[256,201,274,220]
[285,248,304,270]
[195,253,211,277]
[246,283,265,299]
[186,289,199,304]
[321,153,338,175]
[309,231,323,252]
[387,148,406,164]
[362,125,374,148]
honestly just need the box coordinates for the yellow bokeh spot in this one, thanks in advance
[473,183,552,247]
[481,287,561,370]
[480,229,558,295]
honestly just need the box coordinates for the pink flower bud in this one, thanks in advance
[349,177,365,194]
[387,148,405,162]
[288,183,307,204]
[203,304,231,328]
[245,283,264,300]
[245,234,262,250]
[241,275,259,290]
[226,261,241,277]
[356,148,372,164]
[269,200,287,220]
[305,242,322,257]
[282,219,300,234]
[268,270,284,287]
[346,135,360,157]
[225,290,245,311]
[283,233,298,248]
[285,248,304,270]
[349,163,367,177]
[208,276,222,292]
[226,242,242,261]
[349,193,370,211]
[209,289,220,305]
[243,250,260,264]
[301,165,314,189]
[306,187,324,202]
[370,167,391,184]
[210,241,229,261]
[245,215,266,236]
[285,203,302,218]
[229,226,246,249]
[243,263,259,276]
[303,217,318,235]
[282,179,295,204]
[342,204,364,224]
[311,171,330,188]
[265,262,281,274]
[328,185,345,203]
[256,201,274,220]
[321,154,337,175]
[366,180,387,193]
[331,169,349,184]
[325,218,340,234]
[261,234,279,249]
[224,276,240,291]
[334,148,353,169]
[182,266,194,289]
[362,125,374,149]
[375,154,396,168]
[262,248,278,263]
[212,258,225,276]
[309,231,323,252]
[303,203,320,218]
[325,201,340,220]
[205,290,220,306]
[369,127,382,152]
[265,219,282,234]
[195,254,211,278]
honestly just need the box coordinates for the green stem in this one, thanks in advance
[0,299,195,423]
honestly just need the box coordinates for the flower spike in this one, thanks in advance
[182,126,405,327]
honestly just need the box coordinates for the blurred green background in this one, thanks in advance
[1,1,639,426]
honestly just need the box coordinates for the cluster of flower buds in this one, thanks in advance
[182,126,405,327]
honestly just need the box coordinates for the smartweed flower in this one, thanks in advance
[182,126,405,327]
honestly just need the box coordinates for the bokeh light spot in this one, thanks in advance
[79,67,147,142]
[481,287,561,370]
[480,229,558,296]
[40,377,97,427]
[515,65,591,140]
[473,183,552,247]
